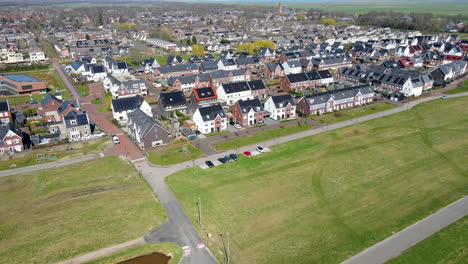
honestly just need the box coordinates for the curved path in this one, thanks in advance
[2,92,467,264]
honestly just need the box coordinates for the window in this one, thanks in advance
[21,85,33,90]
[13,139,19,144]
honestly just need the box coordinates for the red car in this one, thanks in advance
[243,151,252,157]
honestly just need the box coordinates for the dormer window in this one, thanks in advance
[71,120,77,125]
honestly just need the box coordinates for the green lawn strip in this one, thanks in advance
[0,94,44,106]
[76,84,90,97]
[444,80,468,94]
[312,103,396,124]
[205,130,229,137]
[84,242,183,264]
[0,137,108,171]
[0,156,166,264]
[97,92,113,113]
[91,97,103,105]
[147,143,202,165]
[213,124,312,150]
[386,216,467,264]
[117,57,141,67]
[167,97,468,264]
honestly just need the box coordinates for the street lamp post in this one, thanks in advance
[197,197,202,227]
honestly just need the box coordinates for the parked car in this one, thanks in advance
[229,153,238,161]
[112,135,120,144]
[224,155,233,162]
[256,146,264,153]
[243,151,252,157]
[217,158,227,164]
[234,124,242,129]
[205,160,214,168]
[441,95,448,99]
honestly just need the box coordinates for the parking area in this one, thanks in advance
[199,147,271,169]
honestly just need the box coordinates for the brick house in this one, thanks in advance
[127,108,172,149]
[280,73,311,92]
[232,98,264,127]
[0,123,23,153]
[0,74,47,94]
[263,63,284,79]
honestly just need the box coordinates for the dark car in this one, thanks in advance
[205,160,214,168]
[229,153,238,161]
[217,158,227,164]
[224,155,233,162]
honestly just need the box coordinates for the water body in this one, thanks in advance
[117,252,171,264]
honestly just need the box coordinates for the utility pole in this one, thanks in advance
[226,232,230,263]
[198,197,202,227]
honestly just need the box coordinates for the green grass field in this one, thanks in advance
[444,80,468,95]
[0,156,166,264]
[147,143,203,165]
[84,242,183,264]
[167,97,468,264]
[313,103,396,124]
[76,84,90,97]
[0,138,109,171]
[213,124,312,150]
[386,216,467,264]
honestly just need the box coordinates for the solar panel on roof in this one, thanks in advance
[3,74,41,82]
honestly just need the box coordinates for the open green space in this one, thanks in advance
[84,242,183,264]
[167,97,468,264]
[91,97,103,105]
[76,84,90,97]
[213,124,312,150]
[444,80,468,95]
[147,143,202,165]
[312,102,396,124]
[0,156,165,264]
[154,54,192,66]
[97,92,113,113]
[387,216,467,264]
[0,137,109,171]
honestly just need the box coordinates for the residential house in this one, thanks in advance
[232,98,264,127]
[103,56,128,74]
[200,61,218,72]
[258,47,276,60]
[282,60,302,74]
[0,123,23,153]
[127,108,172,149]
[297,86,374,116]
[264,94,296,120]
[87,65,107,82]
[103,74,147,99]
[167,73,210,92]
[158,91,188,113]
[431,60,467,82]
[154,64,200,79]
[111,95,152,123]
[248,79,268,99]
[217,59,238,71]
[217,81,253,105]
[263,63,284,79]
[190,86,218,105]
[167,55,183,65]
[192,104,227,134]
[141,57,160,73]
[63,112,91,141]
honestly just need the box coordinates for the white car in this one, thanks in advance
[182,246,191,256]
[256,146,264,153]
[112,135,120,144]
[234,124,242,129]
[197,242,205,249]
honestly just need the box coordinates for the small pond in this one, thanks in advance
[117,252,171,264]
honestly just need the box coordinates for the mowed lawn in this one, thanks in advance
[312,102,395,124]
[386,216,467,264]
[213,124,312,150]
[167,97,468,264]
[0,156,166,264]
[444,80,468,94]
[147,143,203,165]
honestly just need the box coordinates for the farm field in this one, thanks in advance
[167,96,468,264]
[386,216,467,264]
[0,156,166,264]
[214,1,468,15]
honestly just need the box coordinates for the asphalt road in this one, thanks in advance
[341,196,468,264]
